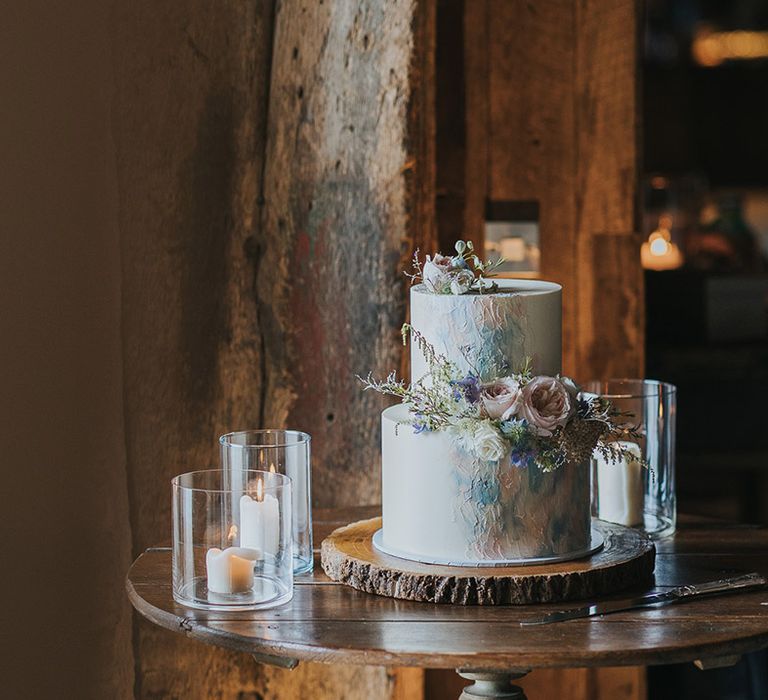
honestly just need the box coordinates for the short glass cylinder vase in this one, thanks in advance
[220,430,313,574]
[584,379,677,539]
[172,469,293,611]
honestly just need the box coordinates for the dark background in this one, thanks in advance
[643,0,768,525]
[644,2,768,697]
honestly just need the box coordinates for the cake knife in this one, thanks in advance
[520,573,767,626]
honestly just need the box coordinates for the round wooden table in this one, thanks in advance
[127,507,768,700]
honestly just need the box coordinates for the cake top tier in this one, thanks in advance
[411,278,561,299]
[409,278,562,382]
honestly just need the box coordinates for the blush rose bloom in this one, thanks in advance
[479,377,522,420]
[520,376,573,436]
[422,253,453,289]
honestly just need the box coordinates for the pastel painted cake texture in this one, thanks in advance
[362,242,640,565]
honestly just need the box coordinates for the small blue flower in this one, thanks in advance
[450,374,481,403]
[499,417,528,436]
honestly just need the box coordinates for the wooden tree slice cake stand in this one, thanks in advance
[321,517,655,605]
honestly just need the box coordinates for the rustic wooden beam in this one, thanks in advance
[574,0,644,379]
[462,0,490,255]
[116,0,434,697]
[258,0,436,509]
[487,0,580,374]
[256,17,435,700]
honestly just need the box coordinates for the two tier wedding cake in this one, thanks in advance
[363,242,633,566]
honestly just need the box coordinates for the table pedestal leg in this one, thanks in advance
[456,669,530,699]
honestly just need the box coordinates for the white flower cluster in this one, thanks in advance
[451,418,509,462]
[414,240,503,295]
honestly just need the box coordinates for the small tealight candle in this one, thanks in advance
[206,547,261,594]
[239,479,280,556]
[595,441,644,527]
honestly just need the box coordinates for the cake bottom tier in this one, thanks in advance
[381,404,593,565]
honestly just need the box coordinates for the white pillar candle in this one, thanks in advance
[240,488,280,556]
[205,546,261,594]
[595,441,644,527]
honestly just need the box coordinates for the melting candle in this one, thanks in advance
[205,546,261,594]
[239,479,280,555]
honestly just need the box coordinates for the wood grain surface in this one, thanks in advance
[115,1,435,697]
[257,0,436,510]
[479,0,643,380]
[115,3,278,697]
[320,517,654,605]
[128,507,768,672]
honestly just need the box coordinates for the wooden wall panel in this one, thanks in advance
[485,0,643,380]
[488,0,580,375]
[115,0,433,697]
[462,0,490,254]
[575,0,644,378]
[428,0,644,698]
[258,0,436,508]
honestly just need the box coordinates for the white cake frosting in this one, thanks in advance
[379,278,593,565]
[410,279,562,382]
[381,404,591,564]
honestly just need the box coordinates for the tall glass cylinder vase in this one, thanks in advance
[220,430,313,574]
[172,469,293,610]
[584,379,677,539]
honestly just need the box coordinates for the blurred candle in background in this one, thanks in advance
[595,441,644,527]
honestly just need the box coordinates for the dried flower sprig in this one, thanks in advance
[360,329,646,472]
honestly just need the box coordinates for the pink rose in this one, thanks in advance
[480,377,522,420]
[520,376,573,436]
[422,253,453,289]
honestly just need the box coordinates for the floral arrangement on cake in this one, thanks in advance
[361,327,642,471]
[407,240,504,295]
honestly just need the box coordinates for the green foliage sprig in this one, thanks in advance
[361,317,647,472]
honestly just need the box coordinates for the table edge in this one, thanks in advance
[126,552,768,670]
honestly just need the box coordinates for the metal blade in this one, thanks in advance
[520,591,674,626]
[520,573,766,626]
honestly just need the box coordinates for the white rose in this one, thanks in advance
[560,376,580,417]
[449,269,475,295]
[468,420,509,462]
[480,377,522,420]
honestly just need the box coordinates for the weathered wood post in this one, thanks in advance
[115,0,434,697]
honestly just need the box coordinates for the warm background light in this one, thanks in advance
[693,26,768,67]
[641,220,684,271]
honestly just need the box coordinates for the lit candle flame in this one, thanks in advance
[641,224,683,271]
[227,525,238,543]
[256,478,264,502]
[269,463,276,473]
